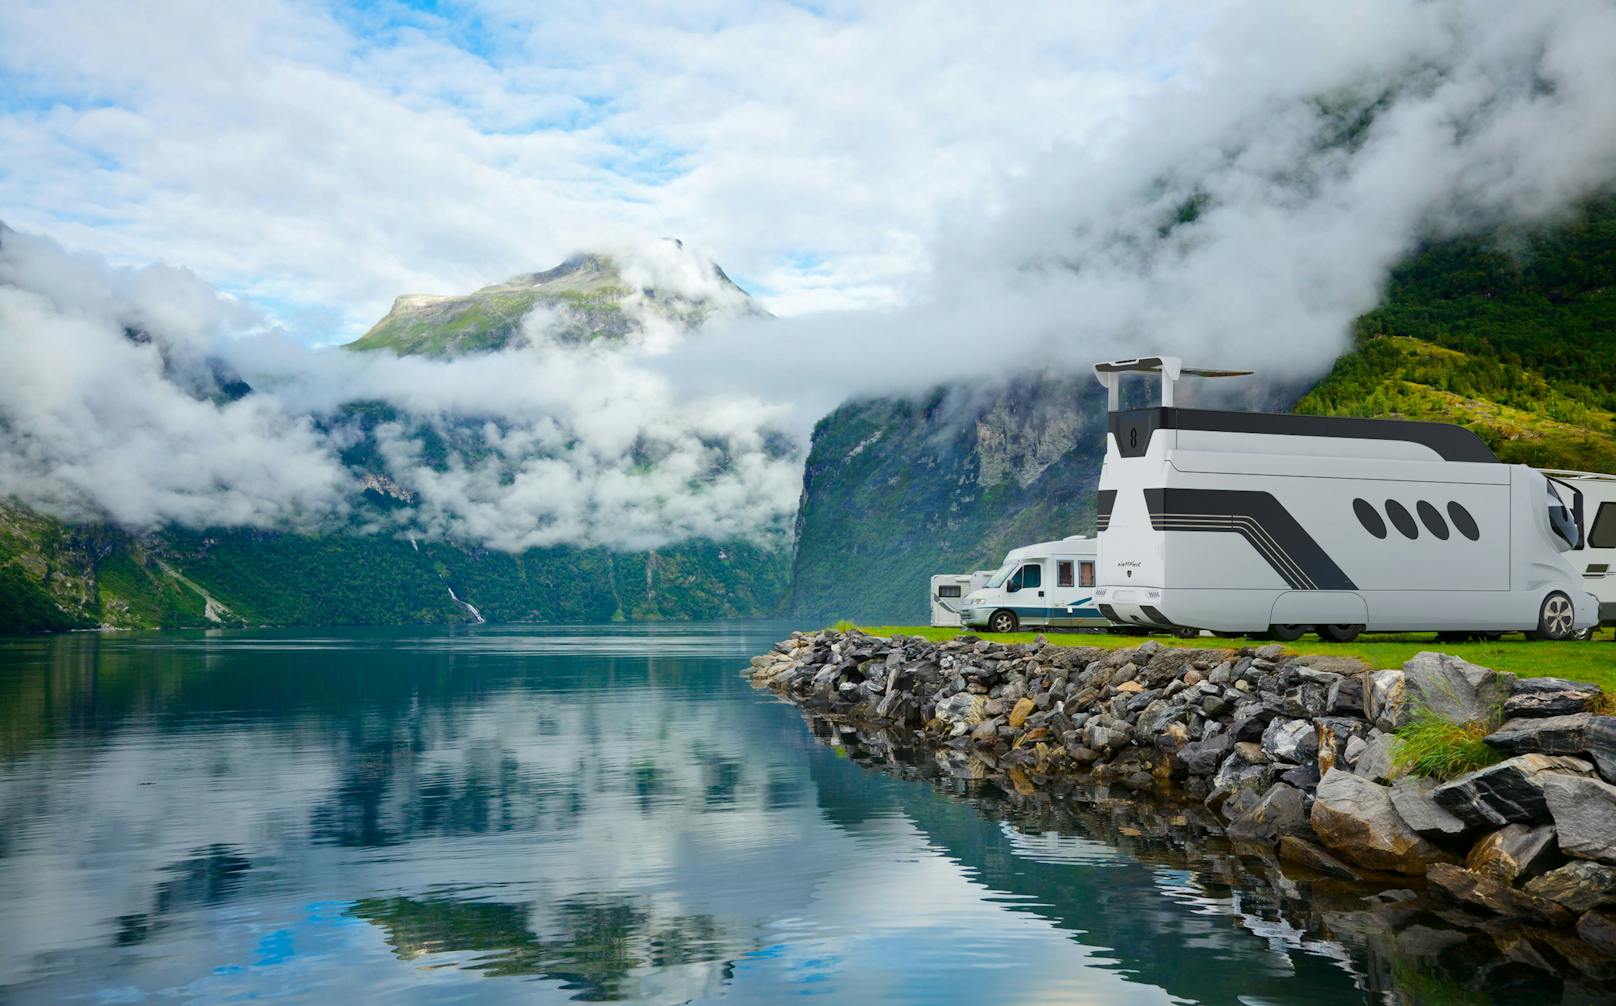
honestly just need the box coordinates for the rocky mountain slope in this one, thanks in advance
[347,245,768,355]
[789,198,1616,625]
[0,243,789,633]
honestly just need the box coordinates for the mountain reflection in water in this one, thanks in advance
[0,624,1603,1004]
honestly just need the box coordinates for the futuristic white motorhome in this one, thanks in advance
[1540,469,1616,628]
[957,536,1109,634]
[1090,357,1598,641]
[930,571,993,627]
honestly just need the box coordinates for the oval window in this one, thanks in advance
[1385,500,1419,539]
[1448,501,1481,541]
[1353,498,1387,539]
[1417,500,1450,540]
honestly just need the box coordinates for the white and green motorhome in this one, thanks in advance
[930,571,994,627]
[956,536,1109,634]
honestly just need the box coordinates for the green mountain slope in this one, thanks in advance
[789,199,1616,624]
[347,248,767,356]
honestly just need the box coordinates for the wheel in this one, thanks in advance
[1317,624,1363,643]
[988,609,1019,634]
[1530,592,1576,641]
[1265,624,1307,642]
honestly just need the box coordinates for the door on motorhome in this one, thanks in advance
[1006,562,1044,619]
[1049,558,1098,625]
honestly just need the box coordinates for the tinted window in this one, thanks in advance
[1080,561,1095,587]
[1385,500,1418,539]
[1592,502,1616,549]
[1353,498,1386,539]
[1020,564,1042,589]
[1448,501,1480,541]
[1057,561,1075,588]
[1416,500,1449,540]
[938,585,962,598]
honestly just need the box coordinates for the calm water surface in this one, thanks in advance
[0,624,1591,1004]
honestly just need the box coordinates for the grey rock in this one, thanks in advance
[1506,677,1602,718]
[1310,768,1455,874]
[1262,718,1317,764]
[1364,670,1410,732]
[1225,782,1311,845]
[1524,861,1616,912]
[1464,823,1558,885]
[1388,777,1469,839]
[1202,693,1235,718]
[1432,753,1594,827]
[1403,651,1513,725]
[1485,713,1616,782]
[1284,683,1328,719]
[1576,908,1616,956]
[1208,751,1275,811]
[1278,762,1321,790]
[1326,674,1365,716]
[1255,644,1285,661]
[1353,733,1403,784]
[1343,734,1368,769]
[1176,731,1234,776]
[1544,772,1616,864]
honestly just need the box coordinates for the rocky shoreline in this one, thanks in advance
[748,630,1616,971]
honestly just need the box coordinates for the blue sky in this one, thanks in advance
[0,0,1198,341]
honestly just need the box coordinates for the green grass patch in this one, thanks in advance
[1392,714,1505,781]
[837,625,1616,692]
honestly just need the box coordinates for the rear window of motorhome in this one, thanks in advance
[938,584,962,598]
[1057,561,1074,588]
[1080,561,1095,587]
[1593,502,1616,549]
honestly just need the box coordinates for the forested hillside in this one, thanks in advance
[790,198,1616,624]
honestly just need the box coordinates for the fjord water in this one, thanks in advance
[0,625,1559,1004]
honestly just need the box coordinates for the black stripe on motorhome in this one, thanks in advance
[1109,408,1499,463]
[1144,488,1358,591]
[1096,489,1117,532]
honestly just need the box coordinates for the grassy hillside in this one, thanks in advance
[1299,198,1616,471]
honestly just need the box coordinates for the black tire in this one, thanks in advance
[1530,592,1576,641]
[988,609,1019,634]
[1266,624,1307,642]
[1317,624,1363,643]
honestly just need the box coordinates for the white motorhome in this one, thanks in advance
[1540,469,1616,628]
[957,537,1109,634]
[930,571,994,627]
[1090,357,1599,641]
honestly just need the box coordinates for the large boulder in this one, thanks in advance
[1403,652,1514,725]
[1364,670,1410,732]
[1578,909,1616,956]
[1485,713,1616,786]
[1388,777,1469,840]
[1543,773,1616,864]
[1505,677,1602,718]
[1524,861,1616,913]
[1353,733,1403,785]
[1425,863,1573,927]
[1261,717,1317,764]
[1432,753,1595,828]
[1310,769,1456,874]
[1463,823,1558,885]
[1225,782,1310,845]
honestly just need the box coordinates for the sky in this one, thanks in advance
[3,0,1616,550]
[0,0,1207,338]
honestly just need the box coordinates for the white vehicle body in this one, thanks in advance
[1090,357,1598,638]
[957,537,1109,633]
[930,571,993,626]
[1540,469,1616,625]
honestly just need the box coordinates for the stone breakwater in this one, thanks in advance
[749,630,1616,960]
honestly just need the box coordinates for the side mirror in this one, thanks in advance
[1006,579,1019,593]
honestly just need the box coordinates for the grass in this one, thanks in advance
[1392,713,1506,780]
[832,625,1616,692]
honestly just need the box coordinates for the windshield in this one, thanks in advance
[985,561,1016,589]
[1547,481,1581,550]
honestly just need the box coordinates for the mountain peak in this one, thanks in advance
[348,242,765,357]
